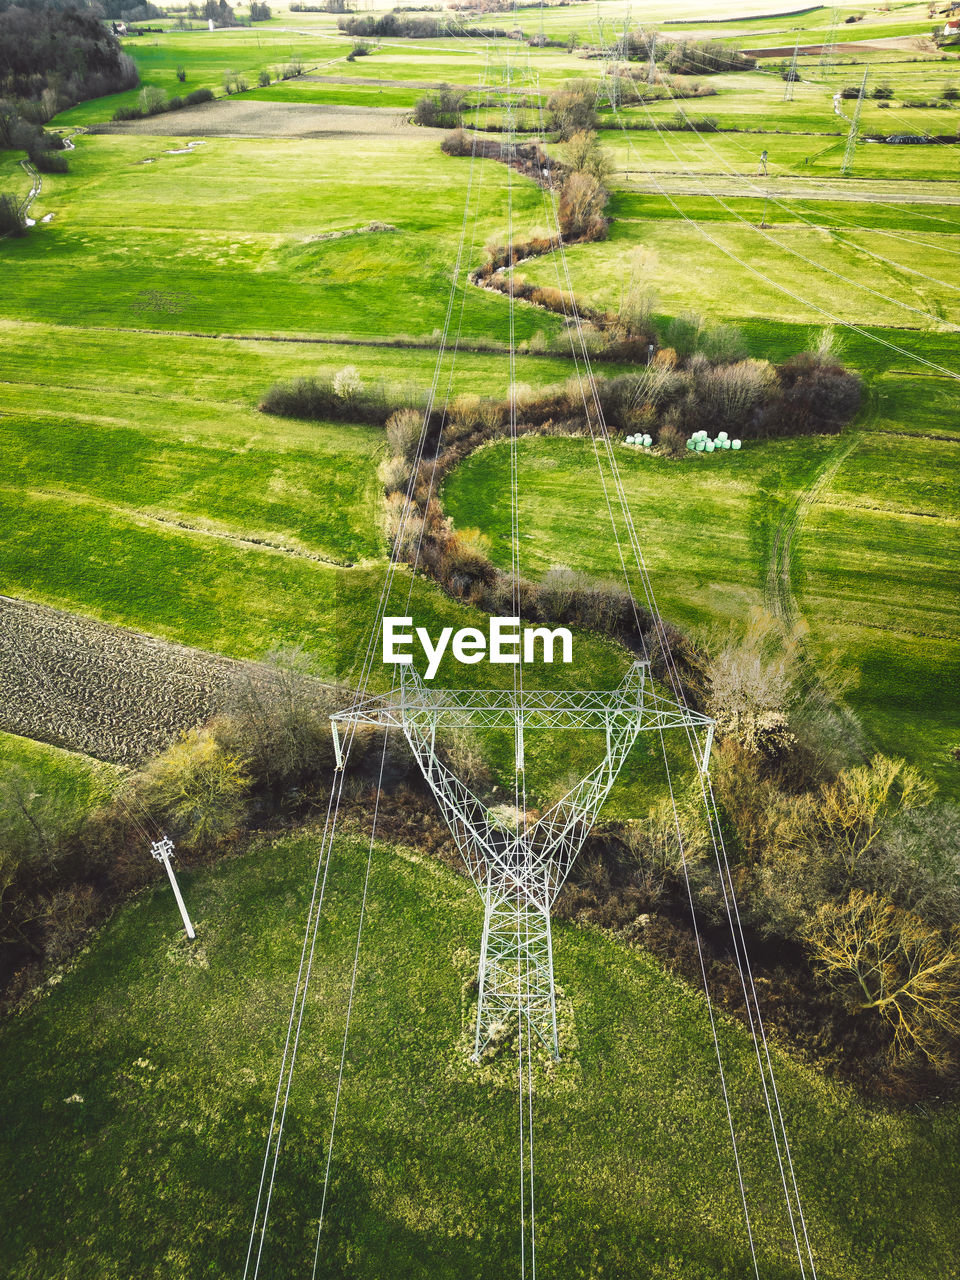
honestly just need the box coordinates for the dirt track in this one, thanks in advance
[99,99,433,140]
[618,173,960,205]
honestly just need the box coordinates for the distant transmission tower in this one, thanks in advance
[782,33,800,101]
[841,67,868,175]
[595,8,630,111]
[817,6,839,76]
[332,665,714,1057]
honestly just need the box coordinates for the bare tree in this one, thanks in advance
[807,890,960,1069]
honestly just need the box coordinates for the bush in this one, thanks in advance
[185,87,215,106]
[659,311,703,360]
[413,85,463,129]
[0,191,26,237]
[176,64,187,83]
[806,891,960,1070]
[657,423,686,457]
[139,85,166,115]
[385,407,422,463]
[135,728,250,851]
[259,374,397,425]
[441,127,472,156]
[776,351,863,435]
[28,148,68,173]
[561,129,612,182]
[258,68,271,87]
[216,650,338,791]
[547,81,597,139]
[557,170,608,241]
[706,611,800,759]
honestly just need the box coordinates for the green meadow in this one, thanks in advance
[2,6,960,1273]
[0,731,121,804]
[0,829,958,1280]
[445,430,960,790]
[2,6,956,778]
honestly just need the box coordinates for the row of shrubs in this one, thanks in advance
[623,32,753,75]
[261,326,860,448]
[113,86,214,122]
[338,12,509,38]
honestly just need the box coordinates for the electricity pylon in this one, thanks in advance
[817,7,839,76]
[841,67,868,175]
[332,662,714,1058]
[782,34,800,102]
[595,8,631,111]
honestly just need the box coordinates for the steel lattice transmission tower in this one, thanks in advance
[782,34,800,102]
[817,7,839,76]
[841,67,868,175]
[595,8,631,111]
[332,663,714,1058]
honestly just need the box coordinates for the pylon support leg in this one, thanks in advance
[700,723,715,776]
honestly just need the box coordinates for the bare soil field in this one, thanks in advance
[98,100,429,140]
[1,596,251,764]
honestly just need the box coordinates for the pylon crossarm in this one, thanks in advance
[330,664,710,735]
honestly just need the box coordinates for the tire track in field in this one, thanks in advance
[765,431,860,631]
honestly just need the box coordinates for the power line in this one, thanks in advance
[243,65,494,1278]
[621,93,960,364]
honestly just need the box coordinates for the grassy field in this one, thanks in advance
[0,731,121,805]
[445,430,960,791]
[0,130,566,344]
[2,14,957,779]
[2,5,960,1277]
[0,827,957,1279]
